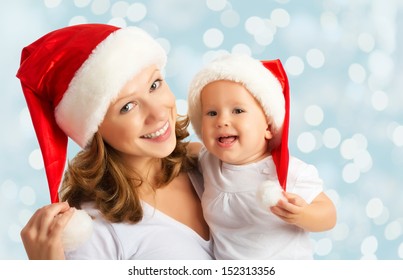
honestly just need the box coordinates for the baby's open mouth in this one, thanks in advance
[218,136,237,144]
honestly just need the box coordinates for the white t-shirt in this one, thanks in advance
[65,170,213,260]
[199,147,323,259]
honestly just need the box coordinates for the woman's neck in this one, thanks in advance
[122,156,163,194]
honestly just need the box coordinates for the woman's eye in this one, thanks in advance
[150,79,162,91]
[120,102,134,114]
[233,108,244,114]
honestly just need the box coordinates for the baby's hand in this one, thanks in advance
[270,192,309,226]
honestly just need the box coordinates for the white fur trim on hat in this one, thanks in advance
[188,54,284,141]
[55,27,167,148]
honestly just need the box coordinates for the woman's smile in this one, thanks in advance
[141,121,170,139]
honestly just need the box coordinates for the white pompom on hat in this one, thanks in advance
[188,54,290,191]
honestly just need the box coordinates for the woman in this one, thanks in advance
[17,23,212,259]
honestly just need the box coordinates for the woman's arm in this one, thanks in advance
[270,192,337,232]
[20,202,74,259]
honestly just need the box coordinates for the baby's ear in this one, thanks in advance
[265,124,273,140]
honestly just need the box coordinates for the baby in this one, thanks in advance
[187,54,336,259]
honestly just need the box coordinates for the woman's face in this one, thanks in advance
[99,64,177,168]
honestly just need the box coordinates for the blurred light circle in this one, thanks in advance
[111,1,130,18]
[368,50,394,82]
[340,138,359,160]
[348,63,366,84]
[1,180,18,200]
[91,0,110,15]
[69,16,88,26]
[306,48,325,68]
[353,150,372,173]
[203,28,224,48]
[127,3,147,22]
[387,122,399,140]
[108,17,127,28]
[304,105,324,126]
[352,134,368,150]
[221,9,240,28]
[314,238,333,256]
[331,223,349,241]
[255,19,276,46]
[373,206,389,225]
[285,56,304,76]
[366,198,383,219]
[320,11,338,31]
[74,0,91,7]
[384,220,402,240]
[203,50,230,64]
[392,125,403,147]
[358,32,375,53]
[207,0,227,11]
[29,149,44,170]
[271,8,290,28]
[231,44,251,55]
[44,0,62,8]
[254,29,274,46]
[399,243,403,259]
[371,90,388,111]
[245,16,265,35]
[297,132,316,153]
[361,235,378,256]
[19,186,36,206]
[342,163,360,183]
[323,128,341,149]
[325,189,340,206]
[176,99,188,116]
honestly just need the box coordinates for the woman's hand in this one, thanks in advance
[20,202,74,259]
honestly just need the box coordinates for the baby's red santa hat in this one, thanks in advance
[16,23,166,250]
[188,54,290,192]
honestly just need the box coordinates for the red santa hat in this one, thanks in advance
[188,54,290,190]
[16,23,167,203]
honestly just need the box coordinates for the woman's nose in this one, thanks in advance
[145,102,168,122]
[144,93,175,123]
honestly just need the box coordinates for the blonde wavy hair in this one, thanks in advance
[59,115,197,223]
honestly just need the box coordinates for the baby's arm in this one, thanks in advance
[270,191,336,232]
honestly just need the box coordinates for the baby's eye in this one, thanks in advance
[120,102,134,114]
[150,79,162,92]
[207,111,217,116]
[233,108,244,114]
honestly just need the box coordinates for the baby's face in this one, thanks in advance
[200,80,273,165]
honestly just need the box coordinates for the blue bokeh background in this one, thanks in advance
[1,0,402,260]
